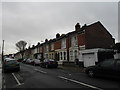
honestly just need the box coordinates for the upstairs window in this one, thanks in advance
[46,45,49,52]
[62,39,66,49]
[72,36,78,47]
[51,43,54,50]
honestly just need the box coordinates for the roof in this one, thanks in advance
[80,48,114,53]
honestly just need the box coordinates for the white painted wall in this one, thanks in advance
[79,48,99,67]
[69,49,78,62]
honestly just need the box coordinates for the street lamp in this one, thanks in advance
[2,40,4,73]
[2,40,4,61]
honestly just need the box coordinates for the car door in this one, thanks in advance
[95,60,115,77]
[115,60,120,78]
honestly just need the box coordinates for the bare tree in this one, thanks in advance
[16,40,27,60]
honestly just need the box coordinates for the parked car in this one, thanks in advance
[3,58,20,72]
[17,58,23,62]
[85,59,120,79]
[32,59,41,66]
[26,59,34,64]
[40,59,58,68]
[22,59,27,63]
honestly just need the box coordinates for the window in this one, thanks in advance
[70,51,73,60]
[64,52,66,60]
[72,36,78,47]
[61,52,62,60]
[62,39,66,49]
[100,60,115,68]
[74,50,78,59]
[74,36,78,46]
[51,43,54,50]
[49,54,51,59]
[46,54,48,59]
[44,46,46,52]
[40,47,42,52]
[116,60,120,71]
[52,53,54,59]
[46,45,49,52]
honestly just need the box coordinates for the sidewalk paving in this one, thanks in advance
[58,65,85,73]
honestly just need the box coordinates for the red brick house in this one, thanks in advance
[15,21,115,66]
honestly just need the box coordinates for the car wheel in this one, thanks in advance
[45,64,49,68]
[88,69,95,78]
[17,67,20,71]
[4,69,7,73]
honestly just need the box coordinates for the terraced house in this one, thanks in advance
[15,21,115,66]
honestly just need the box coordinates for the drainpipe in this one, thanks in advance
[2,40,4,73]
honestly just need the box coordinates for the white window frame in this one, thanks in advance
[51,43,54,50]
[62,39,66,49]
[70,51,73,61]
[46,45,49,52]
[72,36,78,47]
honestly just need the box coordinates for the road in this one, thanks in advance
[2,63,120,89]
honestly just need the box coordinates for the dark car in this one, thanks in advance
[85,59,120,79]
[17,58,23,62]
[40,59,58,68]
[3,58,20,72]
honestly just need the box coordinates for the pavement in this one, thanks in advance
[58,65,85,73]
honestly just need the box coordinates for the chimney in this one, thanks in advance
[82,24,87,30]
[56,33,60,38]
[37,42,40,45]
[75,23,80,31]
[45,39,48,42]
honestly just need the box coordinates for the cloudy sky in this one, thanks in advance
[0,1,119,54]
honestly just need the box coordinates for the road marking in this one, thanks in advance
[34,69,47,74]
[3,85,6,89]
[58,76,103,90]
[12,73,22,86]
[3,79,6,89]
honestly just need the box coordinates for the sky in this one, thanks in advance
[0,0,119,54]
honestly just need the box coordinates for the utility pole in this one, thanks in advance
[2,40,4,72]
[2,40,4,62]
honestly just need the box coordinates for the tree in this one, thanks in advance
[16,40,27,60]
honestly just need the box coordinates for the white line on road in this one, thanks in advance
[34,69,47,74]
[58,76,103,90]
[12,73,22,86]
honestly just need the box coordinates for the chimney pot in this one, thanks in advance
[75,23,80,31]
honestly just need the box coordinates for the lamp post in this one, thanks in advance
[2,40,4,73]
[2,40,4,62]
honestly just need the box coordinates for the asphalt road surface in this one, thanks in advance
[2,63,120,89]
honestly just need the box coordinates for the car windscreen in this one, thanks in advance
[7,60,18,64]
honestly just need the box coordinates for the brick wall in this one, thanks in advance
[78,33,85,46]
[85,22,115,49]
[66,38,71,49]
[54,40,62,50]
